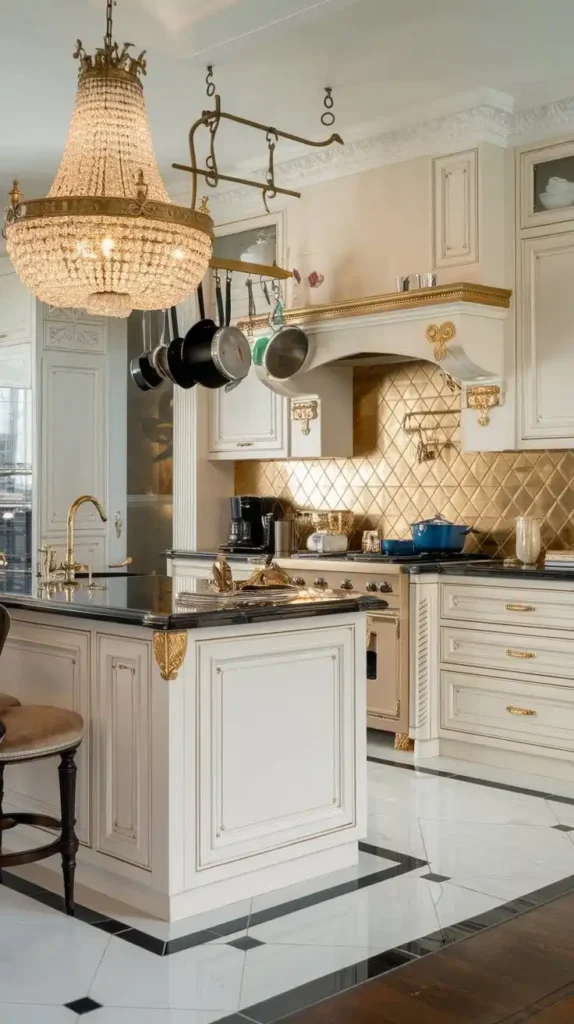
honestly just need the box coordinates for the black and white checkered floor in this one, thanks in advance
[2,735,574,1023]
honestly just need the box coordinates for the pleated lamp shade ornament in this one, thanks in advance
[4,0,213,318]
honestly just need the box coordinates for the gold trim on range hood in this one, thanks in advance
[237,282,512,334]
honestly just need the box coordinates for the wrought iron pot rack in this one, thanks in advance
[174,93,344,283]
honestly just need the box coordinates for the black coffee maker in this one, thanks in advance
[224,495,282,554]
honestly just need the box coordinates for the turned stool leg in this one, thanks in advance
[58,748,79,916]
[0,762,4,884]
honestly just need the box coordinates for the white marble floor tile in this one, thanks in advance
[413,756,574,798]
[0,1007,79,1023]
[367,765,440,817]
[90,935,244,1011]
[420,817,574,901]
[239,942,380,1010]
[18,878,253,943]
[546,799,574,828]
[87,1009,229,1023]
[367,730,415,764]
[249,850,387,916]
[248,870,440,950]
[0,884,65,922]
[0,914,110,1005]
[367,811,428,860]
[409,776,558,827]
[426,880,503,929]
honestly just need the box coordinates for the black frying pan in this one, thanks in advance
[130,311,163,392]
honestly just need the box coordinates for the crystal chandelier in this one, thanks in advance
[4,0,213,318]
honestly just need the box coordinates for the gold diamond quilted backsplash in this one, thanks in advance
[235,361,574,558]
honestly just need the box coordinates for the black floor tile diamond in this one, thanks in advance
[64,997,103,1015]
[421,872,451,883]
[551,823,574,832]
[227,935,266,951]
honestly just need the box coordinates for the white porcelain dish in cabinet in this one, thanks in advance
[441,667,574,752]
[441,624,574,681]
[440,582,574,631]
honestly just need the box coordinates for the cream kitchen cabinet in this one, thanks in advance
[518,228,574,446]
[208,368,289,459]
[0,257,34,344]
[411,571,574,779]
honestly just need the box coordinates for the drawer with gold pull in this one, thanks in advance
[440,669,574,751]
[441,582,574,631]
[441,625,574,681]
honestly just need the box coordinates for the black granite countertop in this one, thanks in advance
[0,571,386,630]
[405,560,574,581]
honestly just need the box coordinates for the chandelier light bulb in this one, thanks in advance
[4,1,213,317]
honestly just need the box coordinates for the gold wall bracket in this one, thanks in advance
[466,384,501,426]
[426,321,456,362]
[153,631,188,681]
[291,399,319,435]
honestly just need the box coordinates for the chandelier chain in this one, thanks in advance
[105,0,116,51]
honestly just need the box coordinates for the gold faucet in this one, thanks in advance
[61,495,108,582]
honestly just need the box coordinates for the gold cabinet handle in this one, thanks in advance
[506,705,536,716]
[506,649,535,659]
[236,442,254,447]
[506,603,535,612]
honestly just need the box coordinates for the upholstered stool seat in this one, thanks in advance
[0,706,83,762]
[0,693,21,714]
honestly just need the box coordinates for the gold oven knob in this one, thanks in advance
[340,579,354,590]
[313,577,328,588]
[379,582,393,593]
[365,581,378,592]
[292,576,306,586]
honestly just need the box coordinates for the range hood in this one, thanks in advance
[239,282,512,398]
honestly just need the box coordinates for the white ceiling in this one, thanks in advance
[3,0,574,201]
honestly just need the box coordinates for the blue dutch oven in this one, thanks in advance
[411,514,477,553]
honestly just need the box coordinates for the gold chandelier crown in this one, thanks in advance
[4,0,212,318]
[73,38,147,84]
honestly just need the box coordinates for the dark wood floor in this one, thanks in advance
[286,892,574,1024]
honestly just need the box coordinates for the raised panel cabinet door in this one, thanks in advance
[95,634,151,869]
[0,619,91,844]
[41,352,107,535]
[190,624,357,876]
[0,264,34,343]
[433,149,478,268]
[519,232,574,444]
[208,369,288,458]
[366,612,408,733]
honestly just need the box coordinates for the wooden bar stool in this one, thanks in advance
[0,608,84,915]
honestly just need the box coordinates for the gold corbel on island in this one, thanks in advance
[426,321,456,362]
[153,631,188,681]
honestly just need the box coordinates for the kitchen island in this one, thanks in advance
[0,570,383,920]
